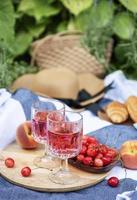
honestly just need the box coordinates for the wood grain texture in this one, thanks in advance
[0,142,108,192]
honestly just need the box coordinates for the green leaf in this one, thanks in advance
[113,12,135,40]
[57,21,68,32]
[89,0,115,28]
[18,0,60,22]
[67,9,91,31]
[60,0,93,16]
[28,23,46,38]
[12,21,46,57]
[12,32,33,57]
[0,0,15,44]
[119,0,137,13]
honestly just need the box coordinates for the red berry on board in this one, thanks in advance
[77,154,85,162]
[5,158,15,168]
[94,158,103,167]
[107,177,119,187]
[83,156,92,165]
[21,167,31,177]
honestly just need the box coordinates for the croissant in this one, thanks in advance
[106,101,128,123]
[126,96,137,122]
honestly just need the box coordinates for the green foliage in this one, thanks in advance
[119,0,137,13]
[113,12,135,40]
[1,0,137,88]
[89,0,115,28]
[0,41,37,88]
[0,1,15,44]
[18,0,60,22]
[60,0,93,16]
[83,25,112,66]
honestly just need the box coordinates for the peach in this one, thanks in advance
[120,140,137,169]
[16,121,38,149]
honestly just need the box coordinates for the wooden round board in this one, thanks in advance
[0,142,108,192]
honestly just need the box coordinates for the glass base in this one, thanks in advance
[49,169,79,185]
[33,155,60,170]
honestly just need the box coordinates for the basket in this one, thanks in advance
[31,31,113,77]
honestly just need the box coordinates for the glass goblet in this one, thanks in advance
[31,97,65,169]
[47,111,83,185]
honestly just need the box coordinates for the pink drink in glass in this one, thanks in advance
[48,124,82,159]
[32,111,48,143]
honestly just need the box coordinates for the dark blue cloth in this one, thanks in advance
[12,89,38,120]
[12,88,55,120]
[0,177,137,200]
[1,89,137,200]
[88,125,137,149]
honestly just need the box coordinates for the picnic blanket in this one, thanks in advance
[0,70,137,199]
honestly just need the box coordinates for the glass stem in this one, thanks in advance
[44,144,48,156]
[60,159,69,172]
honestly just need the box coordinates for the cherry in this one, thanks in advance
[5,158,15,168]
[21,166,31,177]
[107,177,119,187]
[94,158,103,167]
[80,145,87,155]
[99,144,108,155]
[96,153,103,159]
[107,149,117,158]
[77,154,85,162]
[87,137,98,144]
[87,148,98,157]
[102,156,112,166]
[83,156,92,165]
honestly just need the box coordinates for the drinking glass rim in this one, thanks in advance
[32,97,65,112]
[47,110,83,124]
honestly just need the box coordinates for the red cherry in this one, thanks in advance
[80,145,87,155]
[102,156,112,166]
[107,177,119,187]
[94,158,103,167]
[87,148,98,157]
[21,167,31,177]
[96,153,103,159]
[88,142,99,149]
[77,154,85,162]
[5,158,15,168]
[83,156,92,165]
[99,144,108,155]
[87,137,98,144]
[107,149,117,158]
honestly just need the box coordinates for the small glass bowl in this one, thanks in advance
[69,152,120,174]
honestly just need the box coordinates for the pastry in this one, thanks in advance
[126,96,137,122]
[106,101,128,123]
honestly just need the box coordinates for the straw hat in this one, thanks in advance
[11,67,104,102]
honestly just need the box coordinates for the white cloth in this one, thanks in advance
[0,89,26,149]
[104,70,137,102]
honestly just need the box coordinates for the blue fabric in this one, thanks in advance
[0,177,137,200]
[12,88,55,120]
[88,125,137,149]
[12,89,39,120]
[1,89,137,200]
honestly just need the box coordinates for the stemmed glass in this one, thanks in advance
[47,111,83,185]
[31,97,65,169]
